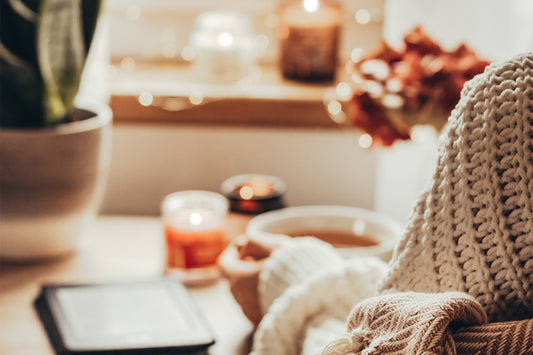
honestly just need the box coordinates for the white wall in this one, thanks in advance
[100,124,378,216]
[383,0,533,61]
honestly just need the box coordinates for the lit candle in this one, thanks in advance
[278,0,342,81]
[161,191,228,284]
[189,11,256,82]
[221,174,287,214]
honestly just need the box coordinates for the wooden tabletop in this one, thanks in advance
[0,214,254,355]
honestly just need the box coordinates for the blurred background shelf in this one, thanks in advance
[109,61,338,127]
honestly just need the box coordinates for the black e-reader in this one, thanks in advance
[34,278,215,354]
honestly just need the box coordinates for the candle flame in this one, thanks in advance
[303,0,319,13]
[189,212,203,226]
[239,185,255,200]
[217,32,234,47]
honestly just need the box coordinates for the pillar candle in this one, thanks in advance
[278,0,342,81]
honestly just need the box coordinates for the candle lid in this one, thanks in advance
[220,174,287,200]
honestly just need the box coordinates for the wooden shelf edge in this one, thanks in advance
[110,94,338,127]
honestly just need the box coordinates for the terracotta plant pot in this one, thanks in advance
[0,106,112,260]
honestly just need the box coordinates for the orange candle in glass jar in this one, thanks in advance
[278,0,342,81]
[161,191,229,283]
[164,210,227,269]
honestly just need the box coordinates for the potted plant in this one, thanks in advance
[0,0,112,260]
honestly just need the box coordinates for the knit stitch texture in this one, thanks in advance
[378,52,533,322]
[339,292,533,355]
[254,238,388,355]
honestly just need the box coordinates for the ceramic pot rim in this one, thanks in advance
[0,104,112,135]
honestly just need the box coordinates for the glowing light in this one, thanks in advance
[120,57,136,72]
[303,0,319,13]
[138,91,153,107]
[386,78,402,93]
[217,32,234,47]
[189,212,203,226]
[362,81,384,98]
[382,94,403,109]
[352,220,367,235]
[327,100,342,115]
[358,134,373,149]
[335,82,352,101]
[355,9,371,24]
[360,59,390,81]
[162,98,187,111]
[411,126,427,143]
[189,91,203,105]
[350,48,364,63]
[180,46,196,61]
[239,185,255,200]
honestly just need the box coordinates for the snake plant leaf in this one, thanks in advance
[37,0,86,125]
[0,0,102,127]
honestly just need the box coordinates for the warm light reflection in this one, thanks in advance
[239,185,255,200]
[382,94,403,109]
[350,48,364,63]
[335,82,352,101]
[238,177,273,200]
[181,46,196,61]
[327,100,342,115]
[303,0,319,13]
[189,91,204,105]
[119,57,136,72]
[355,9,371,24]
[352,219,366,235]
[217,32,234,47]
[411,126,427,143]
[359,134,373,149]
[386,77,402,93]
[138,91,153,106]
[362,81,384,98]
[189,212,203,226]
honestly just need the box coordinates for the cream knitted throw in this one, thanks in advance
[328,292,533,355]
[252,53,533,355]
[253,238,388,355]
[378,52,533,322]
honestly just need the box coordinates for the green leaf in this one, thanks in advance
[37,0,86,125]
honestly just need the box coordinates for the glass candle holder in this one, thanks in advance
[221,174,286,214]
[189,11,256,82]
[278,0,342,82]
[161,190,229,285]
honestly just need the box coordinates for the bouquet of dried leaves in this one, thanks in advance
[347,26,490,147]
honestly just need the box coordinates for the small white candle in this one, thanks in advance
[190,11,256,82]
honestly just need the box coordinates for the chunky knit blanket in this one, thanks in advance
[333,292,533,355]
[251,52,533,355]
[378,52,533,322]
